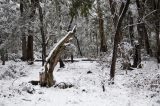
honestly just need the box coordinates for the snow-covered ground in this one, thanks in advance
[0,59,160,106]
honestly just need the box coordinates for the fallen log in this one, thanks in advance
[40,26,76,87]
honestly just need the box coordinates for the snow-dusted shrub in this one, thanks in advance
[0,63,26,80]
[8,53,21,61]
[0,70,16,80]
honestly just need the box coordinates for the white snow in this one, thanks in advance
[0,59,160,106]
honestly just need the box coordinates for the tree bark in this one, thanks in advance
[1,49,5,65]
[21,34,27,61]
[59,58,65,68]
[110,0,130,80]
[38,0,46,66]
[97,0,107,52]
[27,33,34,64]
[153,0,160,63]
[71,54,74,63]
[109,0,124,42]
[40,26,76,87]
[128,11,134,46]
[136,0,152,55]
[20,0,27,61]
[132,44,142,68]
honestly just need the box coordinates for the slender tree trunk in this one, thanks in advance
[74,34,83,56]
[156,21,160,63]
[59,58,65,68]
[97,0,107,52]
[109,0,124,42]
[71,54,74,63]
[133,44,142,68]
[1,49,5,65]
[153,0,160,63]
[68,16,83,56]
[27,33,34,64]
[38,0,46,66]
[128,11,134,46]
[136,0,152,55]
[21,34,27,61]
[20,0,27,61]
[110,0,130,80]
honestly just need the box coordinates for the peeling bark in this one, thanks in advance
[40,26,76,87]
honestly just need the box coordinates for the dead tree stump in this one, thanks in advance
[40,26,76,87]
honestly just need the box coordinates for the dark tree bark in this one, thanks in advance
[1,49,5,65]
[109,0,124,42]
[71,54,74,63]
[20,0,27,61]
[110,0,130,80]
[153,0,160,63]
[128,11,134,46]
[27,33,34,64]
[97,0,107,52]
[26,0,38,64]
[136,0,152,55]
[37,0,46,66]
[59,58,65,68]
[132,44,142,68]
[21,34,27,61]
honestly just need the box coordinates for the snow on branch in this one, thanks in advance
[46,26,76,63]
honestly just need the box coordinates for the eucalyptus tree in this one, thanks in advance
[110,0,130,81]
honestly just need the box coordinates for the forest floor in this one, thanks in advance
[0,58,160,106]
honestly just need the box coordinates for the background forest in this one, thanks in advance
[0,0,160,106]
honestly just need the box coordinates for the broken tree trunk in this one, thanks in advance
[40,26,76,87]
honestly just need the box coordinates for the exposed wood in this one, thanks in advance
[40,26,76,87]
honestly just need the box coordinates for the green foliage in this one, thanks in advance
[69,0,94,18]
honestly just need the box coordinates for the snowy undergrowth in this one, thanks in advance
[0,61,27,80]
[0,59,160,106]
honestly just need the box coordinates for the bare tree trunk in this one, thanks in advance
[109,0,124,42]
[59,58,65,68]
[27,33,34,64]
[1,49,5,65]
[110,0,130,81]
[26,0,38,64]
[133,44,142,68]
[136,0,152,55]
[97,0,107,52]
[153,0,160,63]
[38,0,46,66]
[21,34,27,61]
[20,0,27,61]
[74,34,83,56]
[128,11,134,46]
[71,54,74,63]
[40,26,76,87]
